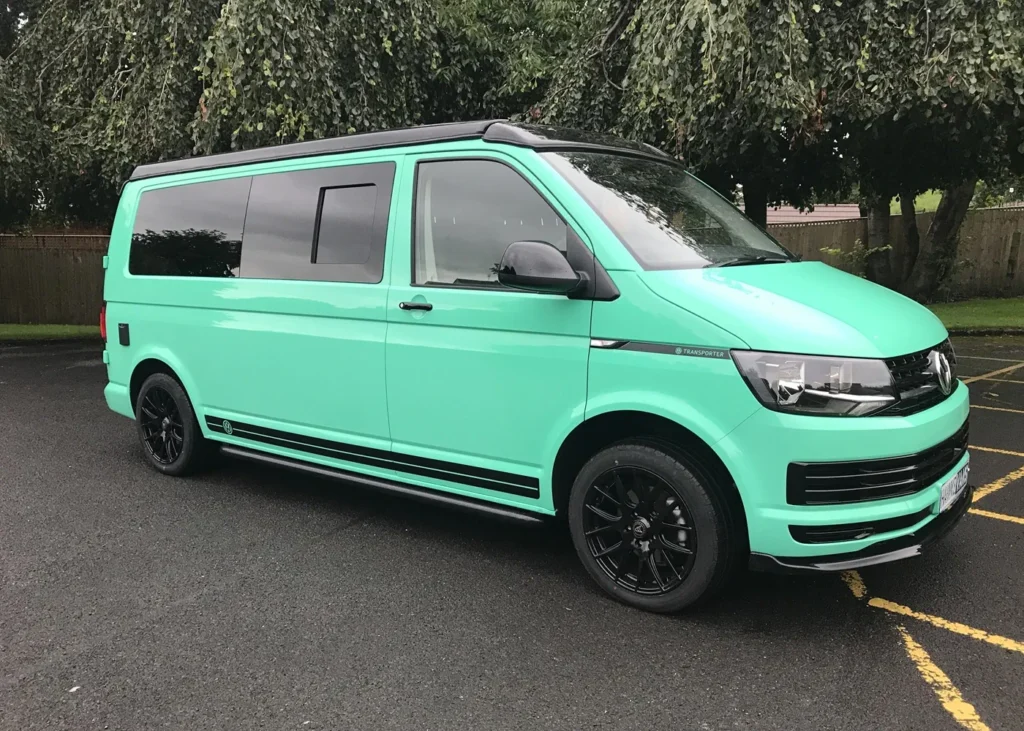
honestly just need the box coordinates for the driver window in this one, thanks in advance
[414,159,567,287]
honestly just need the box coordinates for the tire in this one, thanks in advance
[568,441,741,612]
[134,372,211,476]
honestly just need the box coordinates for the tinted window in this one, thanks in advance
[543,152,794,270]
[314,186,377,265]
[242,162,394,283]
[129,177,251,277]
[414,160,566,287]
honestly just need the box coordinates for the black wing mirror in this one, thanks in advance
[497,240,582,295]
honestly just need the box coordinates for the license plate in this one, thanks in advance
[940,461,970,513]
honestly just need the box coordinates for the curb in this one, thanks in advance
[946,328,1024,336]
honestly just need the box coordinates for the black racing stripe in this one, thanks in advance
[205,416,540,498]
[206,416,537,488]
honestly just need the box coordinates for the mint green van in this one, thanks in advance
[102,121,971,612]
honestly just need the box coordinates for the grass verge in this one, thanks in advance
[0,324,101,341]
[929,297,1024,331]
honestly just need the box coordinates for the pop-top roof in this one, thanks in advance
[128,121,669,182]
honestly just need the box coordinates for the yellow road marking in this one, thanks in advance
[971,404,1024,415]
[969,507,1024,525]
[840,570,867,599]
[978,377,1024,385]
[973,464,1024,502]
[896,626,991,731]
[869,598,1024,655]
[962,360,1024,384]
[969,444,1024,458]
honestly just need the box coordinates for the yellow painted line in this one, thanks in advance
[971,404,1024,415]
[896,626,991,731]
[841,570,867,599]
[979,377,1024,385]
[962,360,1024,384]
[969,444,1024,458]
[969,507,1024,525]
[973,464,1024,502]
[869,598,1024,655]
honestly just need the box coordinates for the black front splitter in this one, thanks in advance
[749,483,973,574]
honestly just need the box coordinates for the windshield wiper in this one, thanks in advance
[706,255,791,268]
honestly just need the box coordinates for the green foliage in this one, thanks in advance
[971,176,1023,209]
[1,0,1023,252]
[820,240,891,278]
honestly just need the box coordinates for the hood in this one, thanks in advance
[640,262,947,358]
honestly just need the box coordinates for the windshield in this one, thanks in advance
[543,151,794,270]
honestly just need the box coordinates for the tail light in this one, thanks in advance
[100,303,107,342]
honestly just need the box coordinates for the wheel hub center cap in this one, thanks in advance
[630,517,652,539]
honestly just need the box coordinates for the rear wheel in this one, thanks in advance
[568,441,739,612]
[135,373,210,476]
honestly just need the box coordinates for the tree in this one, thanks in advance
[811,0,1024,299]
[538,0,852,226]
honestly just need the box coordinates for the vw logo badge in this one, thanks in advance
[222,419,233,435]
[929,351,953,396]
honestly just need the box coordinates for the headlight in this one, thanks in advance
[731,350,896,416]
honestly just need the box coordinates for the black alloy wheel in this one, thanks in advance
[139,386,184,464]
[568,442,741,612]
[134,372,211,476]
[582,466,697,595]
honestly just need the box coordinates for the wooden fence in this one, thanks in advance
[770,207,1024,298]
[2,206,1023,324]
[0,236,107,325]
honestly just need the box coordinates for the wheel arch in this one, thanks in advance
[550,410,747,531]
[128,350,203,419]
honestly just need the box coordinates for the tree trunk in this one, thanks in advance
[899,190,920,284]
[743,178,768,229]
[901,179,978,302]
[864,194,894,286]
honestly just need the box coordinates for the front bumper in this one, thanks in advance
[713,380,970,558]
[749,482,972,573]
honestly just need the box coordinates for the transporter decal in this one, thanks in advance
[590,339,731,360]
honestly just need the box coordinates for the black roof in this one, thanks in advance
[128,121,668,182]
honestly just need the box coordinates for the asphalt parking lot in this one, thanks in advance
[1,337,1022,730]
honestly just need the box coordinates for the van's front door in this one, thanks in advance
[385,154,593,512]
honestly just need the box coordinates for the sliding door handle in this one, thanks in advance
[399,301,433,312]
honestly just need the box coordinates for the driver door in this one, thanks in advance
[384,154,593,509]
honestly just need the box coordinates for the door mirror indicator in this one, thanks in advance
[497,240,582,295]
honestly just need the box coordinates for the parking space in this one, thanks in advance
[1,337,1022,730]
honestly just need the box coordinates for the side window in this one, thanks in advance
[241,161,395,283]
[129,177,251,277]
[414,159,567,287]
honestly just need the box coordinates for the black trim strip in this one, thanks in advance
[205,416,540,499]
[221,445,545,525]
[596,341,731,359]
[788,507,933,544]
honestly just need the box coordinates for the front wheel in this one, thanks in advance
[135,372,210,476]
[568,442,740,612]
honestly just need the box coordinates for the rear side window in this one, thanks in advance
[129,177,251,277]
[241,162,394,283]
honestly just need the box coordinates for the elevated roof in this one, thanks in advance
[128,120,669,182]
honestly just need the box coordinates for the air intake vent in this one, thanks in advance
[787,419,969,505]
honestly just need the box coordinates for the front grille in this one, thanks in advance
[879,339,957,416]
[789,507,933,544]
[787,418,969,505]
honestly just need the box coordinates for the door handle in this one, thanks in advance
[399,301,433,312]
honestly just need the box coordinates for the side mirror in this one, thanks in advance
[497,240,582,295]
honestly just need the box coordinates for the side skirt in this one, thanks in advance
[220,445,547,526]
